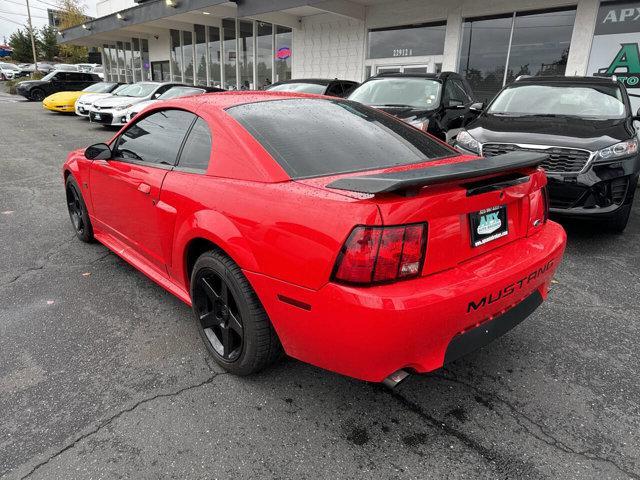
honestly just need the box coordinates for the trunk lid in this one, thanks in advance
[297,153,548,276]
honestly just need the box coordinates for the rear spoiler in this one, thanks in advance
[325,151,547,194]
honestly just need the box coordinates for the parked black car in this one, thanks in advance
[455,75,640,232]
[15,70,101,101]
[265,78,359,97]
[347,72,481,142]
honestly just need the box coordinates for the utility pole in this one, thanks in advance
[25,0,39,72]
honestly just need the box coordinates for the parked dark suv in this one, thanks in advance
[265,78,359,97]
[347,72,481,142]
[455,76,640,232]
[16,70,101,101]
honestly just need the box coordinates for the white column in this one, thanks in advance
[565,0,600,76]
[442,7,462,72]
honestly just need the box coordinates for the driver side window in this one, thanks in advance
[113,109,196,166]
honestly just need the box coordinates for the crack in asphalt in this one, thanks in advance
[0,236,76,288]
[0,239,115,289]
[379,385,544,479]
[18,373,225,480]
[433,372,640,480]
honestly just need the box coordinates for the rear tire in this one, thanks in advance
[65,175,94,242]
[190,250,282,375]
[30,88,46,102]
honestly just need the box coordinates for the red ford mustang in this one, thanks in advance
[63,92,566,384]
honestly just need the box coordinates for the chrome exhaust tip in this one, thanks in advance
[382,369,410,389]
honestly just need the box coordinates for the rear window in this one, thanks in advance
[226,98,454,178]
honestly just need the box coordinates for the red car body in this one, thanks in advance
[63,92,566,382]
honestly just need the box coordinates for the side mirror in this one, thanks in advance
[85,143,112,160]
[633,107,640,122]
[470,102,484,112]
[153,92,161,98]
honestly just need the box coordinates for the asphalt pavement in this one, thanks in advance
[0,92,639,480]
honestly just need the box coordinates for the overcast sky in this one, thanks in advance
[0,0,97,45]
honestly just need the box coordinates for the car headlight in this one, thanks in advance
[594,139,638,162]
[115,104,133,111]
[406,117,429,132]
[456,130,481,154]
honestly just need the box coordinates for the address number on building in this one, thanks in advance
[392,48,413,57]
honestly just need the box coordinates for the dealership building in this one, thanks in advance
[59,0,640,105]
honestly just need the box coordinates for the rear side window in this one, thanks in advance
[227,98,454,178]
[177,118,212,172]
[114,109,196,166]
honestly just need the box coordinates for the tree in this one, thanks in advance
[8,28,33,63]
[57,0,88,63]
[38,25,59,61]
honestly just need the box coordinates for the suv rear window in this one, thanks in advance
[226,98,454,178]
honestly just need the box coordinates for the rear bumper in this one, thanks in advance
[247,221,566,382]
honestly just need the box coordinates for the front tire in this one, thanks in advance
[190,250,282,375]
[30,88,46,102]
[65,175,94,242]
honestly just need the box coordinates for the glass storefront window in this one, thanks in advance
[507,9,576,82]
[124,41,132,82]
[141,39,151,81]
[459,15,513,103]
[222,19,237,89]
[275,25,292,82]
[132,38,141,82]
[459,8,576,103]
[183,30,194,85]
[101,44,110,81]
[208,26,221,87]
[194,25,207,86]
[238,20,254,90]
[116,42,126,81]
[108,45,117,81]
[170,29,182,82]
[256,22,273,89]
[367,22,446,59]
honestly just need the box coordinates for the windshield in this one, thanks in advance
[348,77,442,110]
[83,82,117,93]
[0,63,19,70]
[114,83,158,98]
[227,98,454,179]
[41,71,57,81]
[267,82,327,94]
[159,87,205,99]
[488,84,626,119]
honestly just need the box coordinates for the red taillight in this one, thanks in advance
[332,224,427,285]
[542,185,549,223]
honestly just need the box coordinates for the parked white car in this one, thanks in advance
[124,85,224,121]
[88,81,184,126]
[0,62,20,80]
[90,66,104,80]
[77,63,100,73]
[75,83,127,117]
[53,64,79,72]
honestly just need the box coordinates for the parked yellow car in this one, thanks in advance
[42,82,122,113]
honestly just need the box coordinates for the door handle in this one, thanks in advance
[137,182,151,194]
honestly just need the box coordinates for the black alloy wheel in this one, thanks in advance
[30,88,46,102]
[65,176,93,242]
[193,268,244,362]
[190,250,282,375]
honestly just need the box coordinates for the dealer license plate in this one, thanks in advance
[469,205,508,247]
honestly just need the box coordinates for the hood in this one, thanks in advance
[44,91,83,103]
[77,92,113,104]
[17,80,46,88]
[93,95,147,108]
[374,105,438,122]
[467,114,635,152]
[128,99,157,114]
